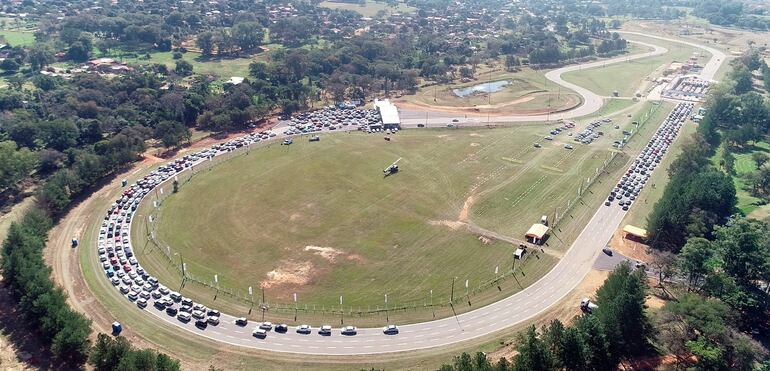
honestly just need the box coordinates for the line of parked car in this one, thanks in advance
[96,121,401,344]
[604,102,693,212]
[242,319,400,339]
[283,107,382,134]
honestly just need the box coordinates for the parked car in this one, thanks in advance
[319,325,333,335]
[177,312,191,322]
[341,326,357,335]
[297,325,312,334]
[253,328,267,338]
[235,317,248,326]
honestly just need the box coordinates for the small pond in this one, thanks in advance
[452,80,511,97]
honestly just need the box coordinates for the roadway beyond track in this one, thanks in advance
[90,32,725,355]
[399,39,668,126]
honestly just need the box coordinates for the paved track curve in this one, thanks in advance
[112,32,724,355]
[399,39,667,126]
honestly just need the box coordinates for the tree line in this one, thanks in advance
[647,50,770,252]
[439,218,770,370]
[1,193,182,369]
[439,263,653,371]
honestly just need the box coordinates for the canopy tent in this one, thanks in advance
[525,223,549,244]
[623,225,648,240]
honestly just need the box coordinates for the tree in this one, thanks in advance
[28,43,54,71]
[512,326,557,371]
[231,22,265,53]
[559,327,588,371]
[731,65,753,94]
[649,250,677,296]
[678,237,717,291]
[593,263,651,361]
[0,58,19,72]
[197,31,215,57]
[575,315,613,370]
[0,141,37,191]
[752,152,769,169]
[174,60,193,77]
[154,121,191,149]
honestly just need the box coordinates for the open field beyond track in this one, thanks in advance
[561,34,710,98]
[143,128,573,310]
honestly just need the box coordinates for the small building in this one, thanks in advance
[525,223,549,245]
[226,76,245,85]
[622,225,648,241]
[374,98,401,129]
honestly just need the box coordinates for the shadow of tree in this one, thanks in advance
[0,279,82,370]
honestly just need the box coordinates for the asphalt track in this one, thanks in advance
[117,32,725,355]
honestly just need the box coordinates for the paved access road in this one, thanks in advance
[118,33,725,355]
[399,39,667,126]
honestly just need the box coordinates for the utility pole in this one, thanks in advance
[385,293,389,323]
[339,295,344,325]
[248,286,254,315]
[450,276,456,303]
[260,287,267,322]
[293,293,298,322]
[430,289,434,318]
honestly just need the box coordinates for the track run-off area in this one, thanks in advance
[54,31,726,356]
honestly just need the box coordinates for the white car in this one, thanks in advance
[259,322,273,330]
[253,328,267,338]
[296,324,312,334]
[341,326,357,335]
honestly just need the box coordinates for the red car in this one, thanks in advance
[123,264,132,272]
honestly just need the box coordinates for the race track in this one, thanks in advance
[96,32,725,355]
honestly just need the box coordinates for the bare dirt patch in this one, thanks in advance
[470,142,481,147]
[289,213,302,221]
[459,195,475,221]
[478,236,492,245]
[608,229,652,262]
[429,219,466,231]
[304,246,344,262]
[261,260,314,288]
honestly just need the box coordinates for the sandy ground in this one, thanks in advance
[607,229,653,262]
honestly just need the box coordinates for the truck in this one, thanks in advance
[580,298,598,314]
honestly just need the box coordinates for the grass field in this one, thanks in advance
[711,140,770,215]
[319,0,416,17]
[146,128,567,310]
[562,34,710,97]
[398,67,582,114]
[107,50,267,79]
[0,30,35,46]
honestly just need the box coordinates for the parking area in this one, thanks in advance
[603,102,693,212]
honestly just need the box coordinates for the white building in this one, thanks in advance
[374,99,401,129]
